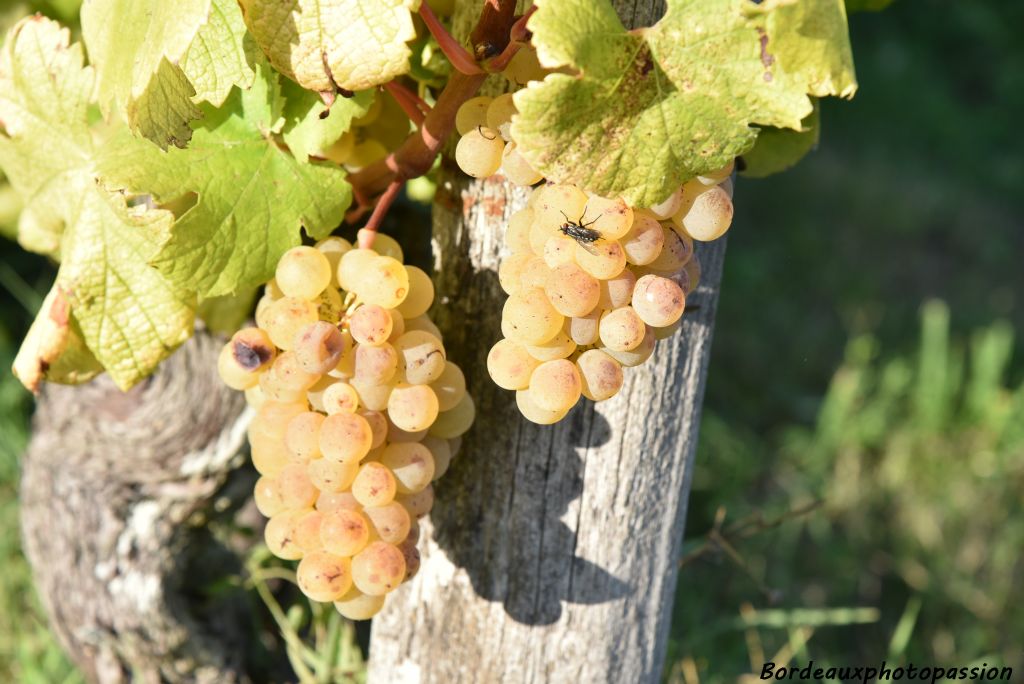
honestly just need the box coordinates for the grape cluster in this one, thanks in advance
[217,233,473,619]
[486,173,734,424]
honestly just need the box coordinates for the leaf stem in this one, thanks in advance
[419,3,484,76]
[384,80,429,126]
[485,5,537,71]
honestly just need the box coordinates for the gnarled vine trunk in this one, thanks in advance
[366,5,725,681]
[19,331,257,683]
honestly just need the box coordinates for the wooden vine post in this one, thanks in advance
[366,2,726,681]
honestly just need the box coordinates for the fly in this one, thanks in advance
[559,209,603,255]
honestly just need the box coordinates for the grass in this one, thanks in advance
[1,0,1022,680]
[670,303,1024,680]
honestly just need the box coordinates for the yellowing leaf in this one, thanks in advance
[82,0,212,112]
[240,0,423,93]
[180,0,256,106]
[0,17,195,390]
[765,0,858,99]
[513,0,856,206]
[12,286,102,393]
[101,61,353,298]
[129,59,203,150]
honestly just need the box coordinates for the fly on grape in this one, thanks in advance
[559,209,603,255]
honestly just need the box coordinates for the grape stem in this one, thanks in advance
[484,7,537,73]
[360,178,406,248]
[347,0,518,204]
[384,80,429,126]
[419,3,484,76]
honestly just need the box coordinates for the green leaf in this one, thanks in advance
[844,0,894,12]
[128,59,203,150]
[513,0,856,207]
[81,0,212,112]
[281,81,373,161]
[763,0,858,99]
[0,18,195,390]
[239,0,423,93]
[197,288,259,335]
[180,0,257,106]
[741,101,820,178]
[101,60,353,298]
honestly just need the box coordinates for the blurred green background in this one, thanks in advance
[0,0,1021,681]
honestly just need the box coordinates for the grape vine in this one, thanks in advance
[0,0,858,639]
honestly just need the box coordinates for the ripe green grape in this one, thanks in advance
[320,509,371,556]
[353,255,410,309]
[515,389,569,425]
[364,501,412,544]
[487,338,540,390]
[485,93,517,140]
[396,266,434,318]
[379,442,435,494]
[294,509,326,553]
[394,331,446,384]
[501,142,543,186]
[620,210,665,266]
[602,325,656,367]
[455,126,504,178]
[396,486,435,518]
[428,394,475,439]
[349,377,393,411]
[502,288,563,345]
[360,230,404,262]
[263,297,319,350]
[218,327,276,389]
[294,321,347,374]
[580,195,633,240]
[337,248,377,292]
[297,551,353,602]
[350,305,393,346]
[284,411,325,462]
[352,541,406,595]
[319,412,373,463]
[360,409,389,449]
[353,343,398,384]
[528,359,582,412]
[632,274,685,327]
[568,310,601,346]
[351,462,397,507]
[387,384,440,432]
[647,187,683,220]
[265,509,305,560]
[648,226,693,272]
[254,475,286,517]
[430,361,466,412]
[334,587,386,621]
[421,436,453,480]
[321,381,359,414]
[276,246,332,300]
[597,268,637,310]
[455,96,492,135]
[545,263,600,317]
[314,237,352,289]
[542,234,578,269]
[599,306,646,352]
[525,329,577,362]
[505,208,534,254]
[577,349,624,401]
[308,457,359,493]
[680,185,733,241]
[504,46,547,85]
[575,239,627,280]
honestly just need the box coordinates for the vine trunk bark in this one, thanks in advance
[19,331,257,683]
[366,4,725,680]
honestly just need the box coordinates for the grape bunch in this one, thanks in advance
[217,233,474,619]
[486,173,734,424]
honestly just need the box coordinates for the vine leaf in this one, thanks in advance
[239,0,423,94]
[100,60,353,299]
[180,0,257,107]
[741,102,820,178]
[81,0,212,112]
[513,0,857,207]
[0,18,195,390]
[128,59,204,150]
[281,81,374,162]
